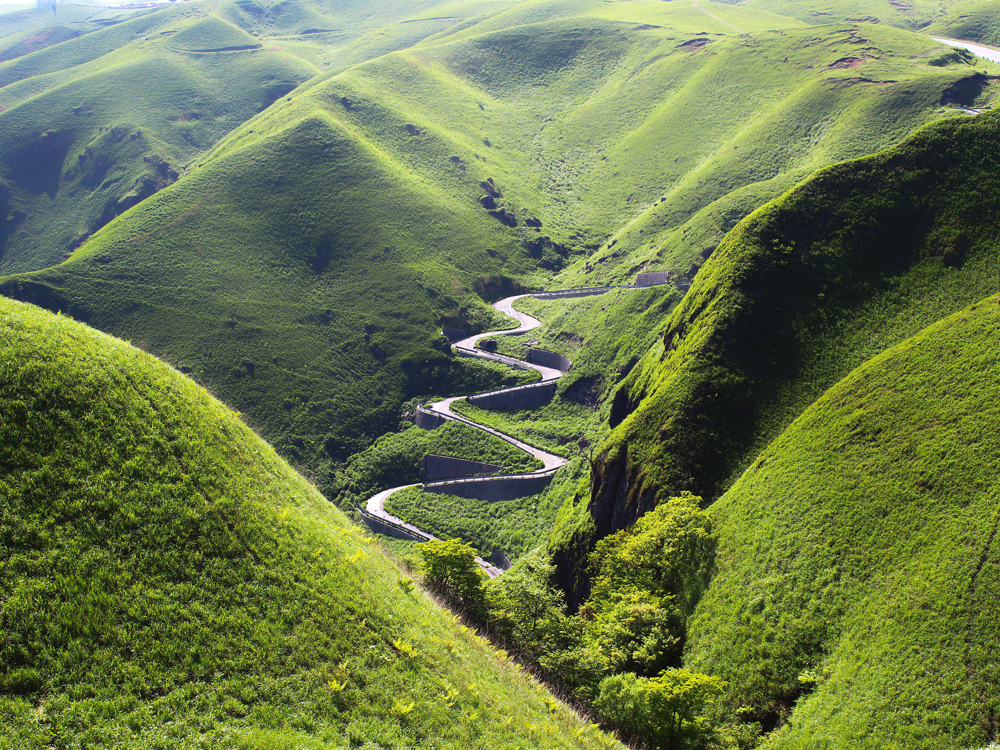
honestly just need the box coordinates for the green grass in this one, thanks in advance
[0,24,92,63]
[0,2,319,274]
[383,458,592,562]
[927,0,1000,46]
[0,3,142,41]
[0,296,622,749]
[744,0,950,30]
[685,294,1000,748]
[328,418,544,512]
[583,107,1000,564]
[3,2,989,505]
[2,95,543,496]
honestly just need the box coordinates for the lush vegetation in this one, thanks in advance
[0,297,621,749]
[329,418,543,512]
[3,0,991,503]
[579,107,1000,577]
[686,294,1000,747]
[6,0,1000,746]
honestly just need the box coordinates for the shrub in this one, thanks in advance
[594,668,726,750]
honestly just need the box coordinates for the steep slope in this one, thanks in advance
[686,295,1000,747]
[0,2,318,273]
[927,0,1000,46]
[4,8,988,502]
[1,92,534,482]
[569,107,1000,604]
[391,18,990,283]
[0,296,619,750]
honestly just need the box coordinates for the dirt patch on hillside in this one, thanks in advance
[825,77,897,88]
[827,55,873,69]
[678,38,710,51]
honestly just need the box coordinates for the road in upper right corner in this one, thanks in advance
[932,37,1000,64]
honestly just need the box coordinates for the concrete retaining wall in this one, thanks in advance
[422,453,504,481]
[358,509,426,541]
[527,348,571,372]
[534,287,615,300]
[441,327,468,342]
[415,406,447,430]
[635,272,670,287]
[425,471,556,501]
[467,381,556,410]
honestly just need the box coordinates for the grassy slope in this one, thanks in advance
[0,2,319,273]
[0,296,621,750]
[744,0,950,29]
[686,295,1000,748]
[926,0,1000,46]
[3,0,991,529]
[0,24,93,63]
[1,84,535,488]
[405,14,991,286]
[0,3,134,40]
[584,107,1000,554]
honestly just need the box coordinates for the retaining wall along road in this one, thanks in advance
[358,508,426,541]
[424,470,557,501]
[422,453,505,481]
[527,347,571,372]
[415,406,447,430]
[467,380,557,410]
[491,549,512,571]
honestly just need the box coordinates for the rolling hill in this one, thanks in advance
[0,2,319,274]
[573,106,1000,603]
[686,294,1000,747]
[2,0,992,501]
[0,295,620,749]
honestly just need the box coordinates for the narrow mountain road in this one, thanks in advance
[692,0,744,35]
[931,37,1000,65]
[362,293,575,578]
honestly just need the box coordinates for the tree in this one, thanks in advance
[588,492,715,618]
[583,586,683,676]
[594,668,726,750]
[485,549,606,694]
[417,539,486,618]
[485,548,564,652]
[580,493,716,679]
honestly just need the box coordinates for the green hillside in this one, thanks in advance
[573,107,1000,597]
[686,295,1000,747]
[927,0,1000,45]
[0,296,619,750]
[4,2,989,502]
[0,2,319,274]
[0,3,138,41]
[0,24,92,63]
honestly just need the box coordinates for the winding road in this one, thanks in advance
[361,294,575,578]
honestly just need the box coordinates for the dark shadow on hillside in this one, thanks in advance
[6,129,73,199]
[259,81,298,113]
[941,73,995,107]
